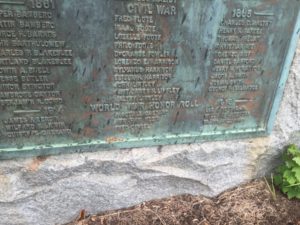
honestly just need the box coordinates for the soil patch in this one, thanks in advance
[65,180,300,225]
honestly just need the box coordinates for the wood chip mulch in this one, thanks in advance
[65,180,300,225]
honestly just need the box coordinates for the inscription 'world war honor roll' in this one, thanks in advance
[0,0,299,158]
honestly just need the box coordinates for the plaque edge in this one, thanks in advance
[266,11,300,134]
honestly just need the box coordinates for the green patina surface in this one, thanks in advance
[0,0,299,159]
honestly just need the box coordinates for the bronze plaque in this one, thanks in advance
[0,0,299,158]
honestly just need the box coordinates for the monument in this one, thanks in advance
[0,0,299,158]
[1,1,300,225]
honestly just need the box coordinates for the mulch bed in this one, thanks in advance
[65,180,300,225]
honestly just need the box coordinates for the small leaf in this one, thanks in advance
[283,170,293,179]
[287,187,298,199]
[286,160,297,169]
[292,167,300,181]
[287,176,297,185]
[284,170,296,184]
[288,191,297,199]
[293,157,300,166]
[288,144,298,155]
[282,186,289,193]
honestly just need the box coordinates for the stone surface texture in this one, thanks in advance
[0,41,300,225]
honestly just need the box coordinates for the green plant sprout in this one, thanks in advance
[274,144,300,199]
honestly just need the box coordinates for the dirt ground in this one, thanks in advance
[65,180,300,225]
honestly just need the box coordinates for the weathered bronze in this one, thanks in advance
[0,0,299,158]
